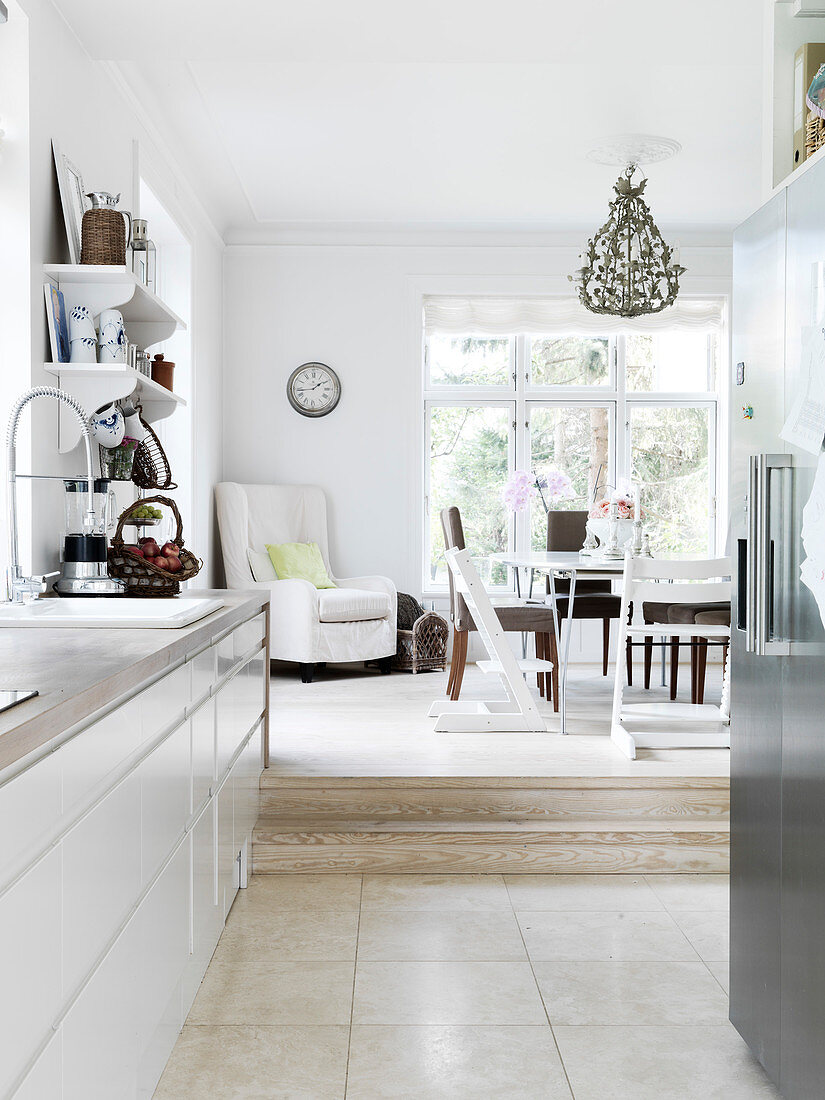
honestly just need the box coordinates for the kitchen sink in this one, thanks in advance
[0,596,224,628]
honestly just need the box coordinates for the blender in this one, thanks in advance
[55,478,126,596]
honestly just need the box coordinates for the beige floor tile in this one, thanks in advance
[645,873,730,912]
[506,873,664,912]
[188,958,355,1025]
[672,910,730,961]
[345,1025,572,1099]
[220,908,360,961]
[360,873,511,911]
[231,873,362,912]
[705,958,730,993]
[534,960,729,1025]
[553,1024,779,1099]
[152,1024,349,1099]
[518,910,697,961]
[357,909,527,961]
[352,961,547,1024]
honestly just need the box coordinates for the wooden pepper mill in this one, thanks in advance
[151,353,175,392]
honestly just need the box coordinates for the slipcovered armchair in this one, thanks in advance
[215,483,397,682]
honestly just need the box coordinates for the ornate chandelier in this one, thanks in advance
[570,162,685,318]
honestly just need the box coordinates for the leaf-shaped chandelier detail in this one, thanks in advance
[570,163,685,318]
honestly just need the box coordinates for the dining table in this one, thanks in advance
[490,551,637,735]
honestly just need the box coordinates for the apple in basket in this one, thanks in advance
[162,555,183,574]
[160,542,180,558]
[139,537,160,558]
[124,544,143,558]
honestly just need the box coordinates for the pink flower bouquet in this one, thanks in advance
[502,470,537,513]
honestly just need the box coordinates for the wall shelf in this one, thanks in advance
[44,364,186,453]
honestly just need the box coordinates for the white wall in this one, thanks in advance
[223,240,733,602]
[2,0,224,583]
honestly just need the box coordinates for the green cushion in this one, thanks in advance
[265,541,336,589]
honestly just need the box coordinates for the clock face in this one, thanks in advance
[287,363,341,417]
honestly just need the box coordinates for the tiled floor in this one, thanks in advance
[154,872,778,1099]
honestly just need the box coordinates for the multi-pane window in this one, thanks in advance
[424,330,720,590]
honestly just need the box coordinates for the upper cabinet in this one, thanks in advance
[767,1,825,193]
[43,264,187,453]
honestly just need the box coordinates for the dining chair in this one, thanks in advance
[544,510,632,708]
[440,506,557,702]
[611,554,732,758]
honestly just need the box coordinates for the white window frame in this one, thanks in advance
[423,331,721,595]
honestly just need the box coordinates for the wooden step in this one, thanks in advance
[259,775,729,823]
[252,815,729,874]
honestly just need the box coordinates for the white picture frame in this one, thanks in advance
[52,140,87,264]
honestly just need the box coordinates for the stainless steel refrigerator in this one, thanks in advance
[730,157,825,1098]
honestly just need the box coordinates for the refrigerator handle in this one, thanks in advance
[754,453,793,657]
[746,455,759,653]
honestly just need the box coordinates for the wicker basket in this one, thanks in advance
[80,208,127,265]
[806,110,825,160]
[132,414,177,491]
[107,495,202,596]
[393,610,449,673]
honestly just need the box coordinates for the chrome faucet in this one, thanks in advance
[6,386,96,603]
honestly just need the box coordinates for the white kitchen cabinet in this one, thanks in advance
[0,750,62,885]
[0,849,62,1097]
[62,772,142,998]
[190,696,216,814]
[13,1031,63,1100]
[1,599,267,1100]
[216,777,237,920]
[138,719,191,883]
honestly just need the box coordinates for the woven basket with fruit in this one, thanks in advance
[108,495,202,596]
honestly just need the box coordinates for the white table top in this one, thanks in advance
[490,551,627,574]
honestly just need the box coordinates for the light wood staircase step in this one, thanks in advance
[252,814,729,874]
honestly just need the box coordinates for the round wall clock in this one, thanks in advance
[286,362,341,418]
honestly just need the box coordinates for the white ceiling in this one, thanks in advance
[53,0,763,240]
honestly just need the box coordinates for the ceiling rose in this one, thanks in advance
[586,134,682,167]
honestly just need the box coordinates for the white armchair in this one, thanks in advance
[215,483,397,682]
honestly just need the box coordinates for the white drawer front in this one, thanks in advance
[185,807,221,1013]
[62,773,141,998]
[59,702,145,820]
[138,720,191,884]
[0,849,62,1097]
[12,1030,62,1100]
[217,779,236,920]
[140,662,191,745]
[190,697,216,814]
[0,752,62,886]
[188,643,216,709]
[233,727,262,850]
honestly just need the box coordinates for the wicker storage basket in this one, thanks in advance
[132,414,177,491]
[393,610,449,673]
[81,208,127,265]
[806,110,825,160]
[108,495,202,596]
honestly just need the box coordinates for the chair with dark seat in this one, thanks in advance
[680,603,732,704]
[440,506,558,702]
[642,600,732,702]
[544,510,632,711]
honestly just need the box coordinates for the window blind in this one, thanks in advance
[423,296,724,335]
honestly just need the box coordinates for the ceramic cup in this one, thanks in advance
[68,304,96,342]
[97,309,126,363]
[121,408,146,443]
[69,336,98,364]
[90,403,125,448]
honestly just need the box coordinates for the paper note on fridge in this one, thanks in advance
[801,451,825,630]
[780,327,825,455]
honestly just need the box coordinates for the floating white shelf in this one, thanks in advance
[44,364,186,454]
[43,264,187,453]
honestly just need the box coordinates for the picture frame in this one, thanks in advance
[52,139,87,264]
[43,282,70,363]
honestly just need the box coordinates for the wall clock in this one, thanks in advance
[286,362,341,418]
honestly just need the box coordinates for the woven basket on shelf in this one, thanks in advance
[132,414,177,491]
[80,208,127,265]
[107,495,201,596]
[393,610,449,673]
[806,110,825,160]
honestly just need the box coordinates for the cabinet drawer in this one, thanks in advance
[233,726,262,851]
[141,662,191,744]
[216,613,266,679]
[138,720,191,883]
[215,656,263,781]
[59,701,145,820]
[12,1030,62,1100]
[217,779,236,920]
[0,849,62,1097]
[188,643,216,708]
[185,806,221,1013]
[191,697,216,813]
[62,773,141,998]
[0,752,62,885]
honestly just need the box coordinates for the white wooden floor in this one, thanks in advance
[267,660,729,779]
